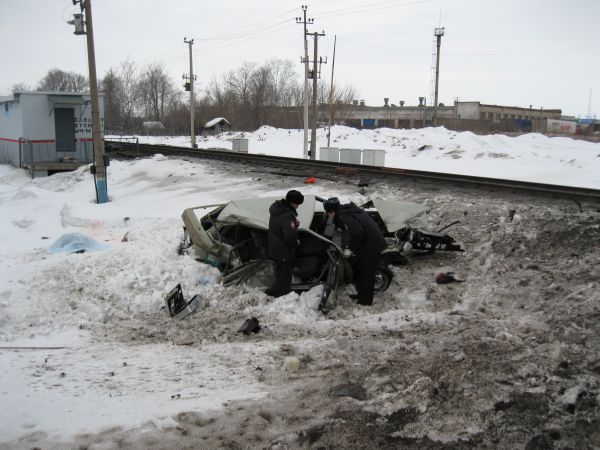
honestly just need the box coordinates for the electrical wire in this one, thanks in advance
[337,36,426,53]
[317,0,436,20]
[197,7,298,41]
[446,45,600,57]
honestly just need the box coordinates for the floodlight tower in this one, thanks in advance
[432,27,445,126]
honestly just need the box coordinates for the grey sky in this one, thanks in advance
[1,0,598,117]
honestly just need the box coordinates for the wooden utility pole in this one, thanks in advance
[82,0,107,203]
[184,38,197,148]
[327,35,336,147]
[309,31,325,160]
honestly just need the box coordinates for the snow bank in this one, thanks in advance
[108,125,600,188]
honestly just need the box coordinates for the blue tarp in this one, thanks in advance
[48,233,110,254]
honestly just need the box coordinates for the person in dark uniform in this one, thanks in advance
[323,197,386,305]
[266,190,304,297]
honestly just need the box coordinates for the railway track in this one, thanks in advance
[105,140,600,204]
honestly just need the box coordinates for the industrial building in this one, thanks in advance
[0,91,104,176]
[343,100,562,133]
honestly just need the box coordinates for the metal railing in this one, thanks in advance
[18,138,34,178]
[18,138,95,178]
[106,136,139,155]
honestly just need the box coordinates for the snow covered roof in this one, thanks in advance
[204,117,231,128]
[13,91,103,97]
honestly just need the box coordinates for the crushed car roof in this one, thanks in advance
[214,195,429,232]
[217,195,316,230]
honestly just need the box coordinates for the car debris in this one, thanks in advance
[435,272,465,284]
[329,383,367,401]
[238,317,261,335]
[178,195,464,312]
[164,284,202,320]
[281,356,300,372]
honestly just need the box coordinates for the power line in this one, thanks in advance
[446,45,600,56]
[317,0,436,20]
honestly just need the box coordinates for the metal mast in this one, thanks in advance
[184,38,197,148]
[432,27,445,126]
[296,6,313,159]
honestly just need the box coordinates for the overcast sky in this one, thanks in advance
[1,0,599,117]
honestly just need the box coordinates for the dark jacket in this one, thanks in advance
[336,203,386,256]
[267,199,300,262]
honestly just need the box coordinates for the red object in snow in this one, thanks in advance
[436,272,456,284]
[304,177,316,184]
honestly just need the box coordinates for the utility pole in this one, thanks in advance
[183,38,197,148]
[432,27,445,126]
[327,35,336,147]
[309,31,325,159]
[69,0,107,203]
[296,6,313,159]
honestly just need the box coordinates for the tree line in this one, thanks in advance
[11,59,358,134]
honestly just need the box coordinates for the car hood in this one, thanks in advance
[372,198,428,232]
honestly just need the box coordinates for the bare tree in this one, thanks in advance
[11,83,32,93]
[249,65,272,127]
[101,68,125,131]
[318,82,358,124]
[136,63,178,121]
[225,62,256,107]
[268,59,298,107]
[37,68,88,92]
[119,58,138,128]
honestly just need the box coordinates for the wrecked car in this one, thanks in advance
[178,195,463,311]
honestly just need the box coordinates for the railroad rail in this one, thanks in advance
[105,140,600,203]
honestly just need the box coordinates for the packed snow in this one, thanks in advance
[1,128,599,448]
[108,125,600,189]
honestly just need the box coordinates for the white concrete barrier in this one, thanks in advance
[232,138,249,153]
[362,149,386,166]
[340,148,362,165]
[319,147,340,162]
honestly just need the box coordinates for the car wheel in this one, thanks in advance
[374,264,393,292]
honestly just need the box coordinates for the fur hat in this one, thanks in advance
[285,190,304,205]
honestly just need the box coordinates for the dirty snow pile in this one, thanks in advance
[0,155,378,447]
[109,125,600,189]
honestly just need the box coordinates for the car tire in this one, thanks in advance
[374,263,393,293]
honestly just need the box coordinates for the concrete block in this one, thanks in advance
[340,148,362,165]
[362,149,386,166]
[319,147,340,162]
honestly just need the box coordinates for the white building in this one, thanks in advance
[0,91,104,176]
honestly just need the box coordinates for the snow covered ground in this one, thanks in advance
[109,125,600,189]
[1,131,599,448]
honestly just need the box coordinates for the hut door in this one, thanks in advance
[55,108,76,153]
